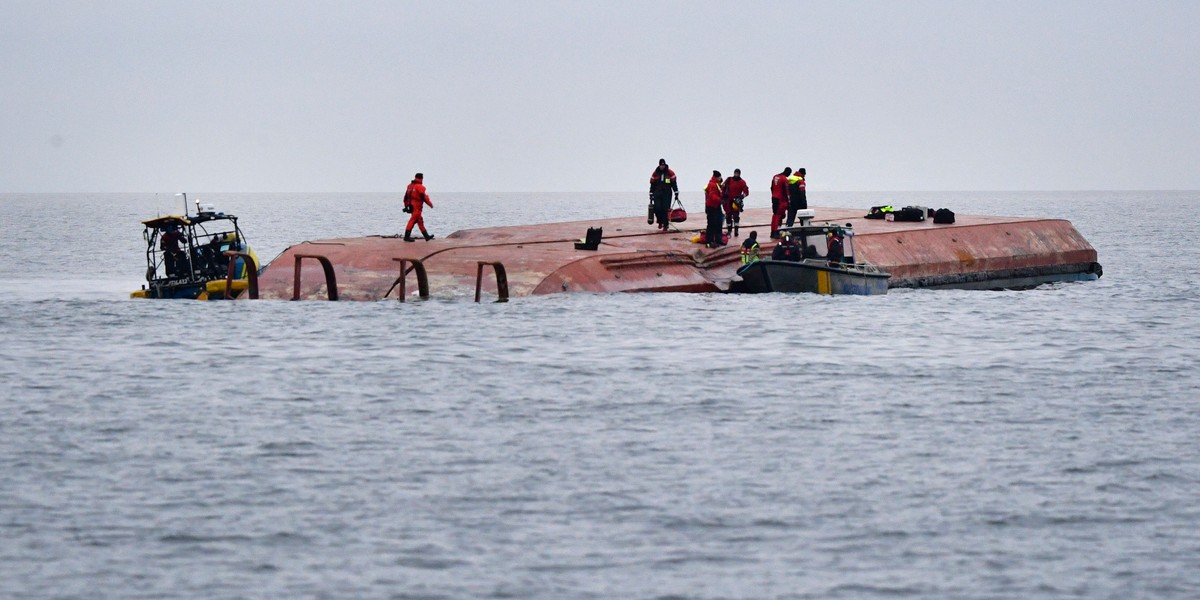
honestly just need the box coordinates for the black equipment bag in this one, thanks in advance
[933,208,956,224]
[891,207,925,222]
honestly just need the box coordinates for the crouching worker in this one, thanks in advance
[740,231,760,264]
[403,172,435,242]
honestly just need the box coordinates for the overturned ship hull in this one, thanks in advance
[250,207,1100,300]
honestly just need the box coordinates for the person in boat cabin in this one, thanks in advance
[826,230,845,263]
[160,225,186,277]
[704,170,725,248]
[771,231,803,262]
[740,231,760,264]
[201,234,227,276]
[723,168,748,237]
[649,159,679,232]
[403,173,435,242]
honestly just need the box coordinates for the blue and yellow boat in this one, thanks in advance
[131,198,258,300]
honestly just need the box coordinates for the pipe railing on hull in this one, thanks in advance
[293,254,338,301]
[475,261,509,303]
[223,251,259,299]
[391,258,430,302]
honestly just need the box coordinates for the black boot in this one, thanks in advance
[423,232,435,241]
[734,224,739,237]
[403,230,415,242]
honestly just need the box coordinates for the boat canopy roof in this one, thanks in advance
[142,215,191,229]
[142,212,237,229]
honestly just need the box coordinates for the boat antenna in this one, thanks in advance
[176,192,188,217]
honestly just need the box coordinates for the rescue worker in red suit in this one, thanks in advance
[722,168,749,237]
[160,225,186,277]
[704,170,724,248]
[770,167,792,239]
[649,158,679,232]
[403,173,435,242]
[826,230,845,263]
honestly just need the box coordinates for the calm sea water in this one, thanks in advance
[1,191,1198,599]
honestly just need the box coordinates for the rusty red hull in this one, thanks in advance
[253,207,1100,300]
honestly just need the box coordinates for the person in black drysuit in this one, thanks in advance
[649,158,679,232]
[786,167,807,227]
[772,232,803,262]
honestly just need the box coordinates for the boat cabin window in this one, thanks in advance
[785,225,855,264]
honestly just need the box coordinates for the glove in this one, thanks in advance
[649,191,654,201]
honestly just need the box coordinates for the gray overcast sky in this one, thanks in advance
[2,0,1197,192]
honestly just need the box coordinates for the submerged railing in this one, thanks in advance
[293,254,338,301]
[475,261,509,303]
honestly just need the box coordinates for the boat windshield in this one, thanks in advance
[782,224,856,264]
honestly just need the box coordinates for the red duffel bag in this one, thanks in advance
[668,198,687,222]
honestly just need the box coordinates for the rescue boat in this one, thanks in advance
[131,194,258,300]
[732,213,890,295]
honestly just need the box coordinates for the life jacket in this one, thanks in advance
[740,240,760,264]
[705,177,723,208]
[405,180,429,212]
[650,168,676,194]
[827,234,844,261]
[160,229,184,252]
[771,173,789,200]
[723,177,748,212]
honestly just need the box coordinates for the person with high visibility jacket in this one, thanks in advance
[770,167,792,239]
[740,230,760,264]
[403,173,435,242]
[649,159,679,232]
[722,168,749,237]
[786,167,807,227]
[704,170,725,248]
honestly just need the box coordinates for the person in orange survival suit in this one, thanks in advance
[403,172,435,242]
[722,168,749,237]
[770,167,792,238]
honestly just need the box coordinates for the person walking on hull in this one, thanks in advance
[403,173,435,242]
[704,170,725,248]
[785,167,807,227]
[649,159,679,232]
[770,167,792,239]
[723,168,748,237]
